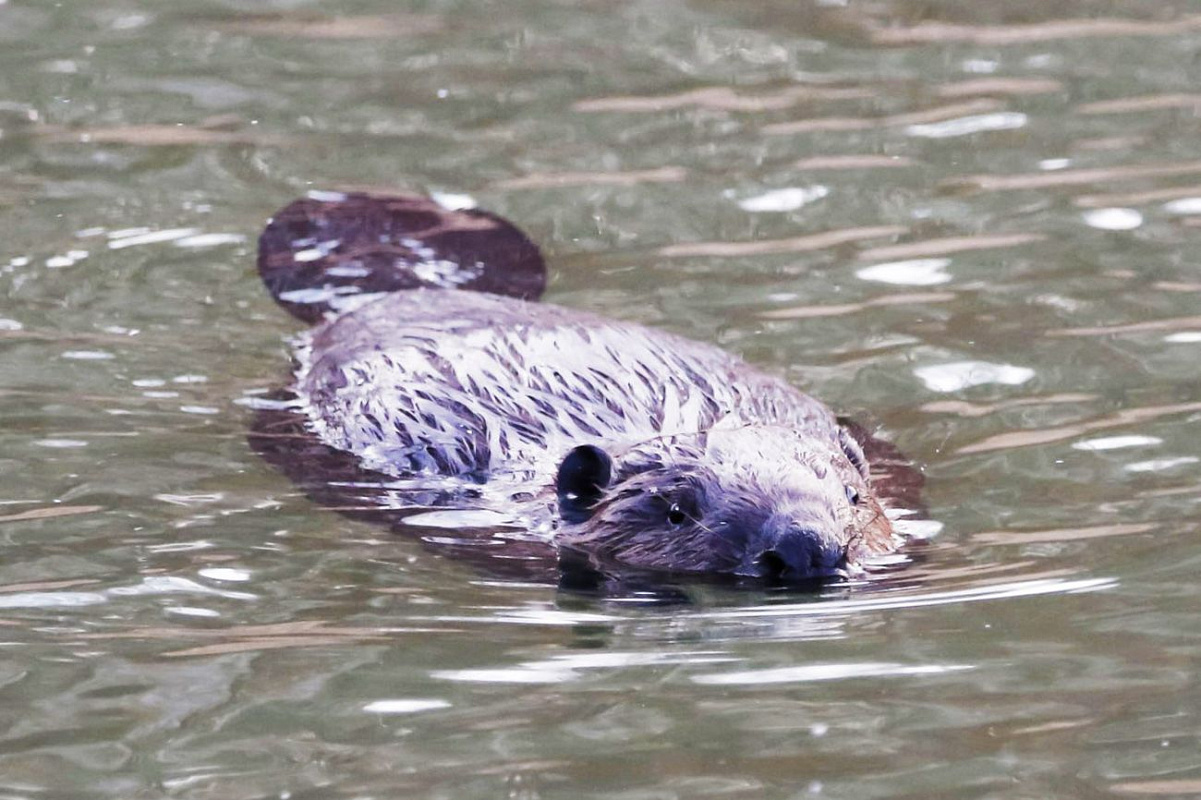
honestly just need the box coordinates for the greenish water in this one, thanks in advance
[3,1,1201,797]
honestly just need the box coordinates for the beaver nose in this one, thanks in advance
[757,524,842,581]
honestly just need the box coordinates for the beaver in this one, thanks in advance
[253,192,915,585]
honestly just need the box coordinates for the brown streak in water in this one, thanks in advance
[657,225,905,258]
[1152,281,1201,293]
[1073,135,1148,152]
[87,621,388,638]
[1047,315,1201,337]
[864,15,1201,46]
[494,167,687,190]
[573,85,872,113]
[0,388,131,403]
[1075,184,1201,208]
[793,155,914,170]
[758,291,955,320]
[765,98,1002,136]
[949,160,1201,192]
[888,99,1006,126]
[0,329,131,343]
[0,505,104,524]
[40,124,282,147]
[1009,719,1094,736]
[1076,93,1201,115]
[973,522,1157,545]
[0,578,102,594]
[921,393,1096,418]
[762,117,875,135]
[164,635,391,658]
[957,401,1201,455]
[936,77,1063,98]
[197,113,248,131]
[212,14,442,39]
[40,431,137,439]
[1139,483,1201,498]
[1110,780,1201,796]
[82,620,458,658]
[857,233,1043,262]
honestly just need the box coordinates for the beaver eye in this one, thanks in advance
[667,503,688,526]
[844,485,861,506]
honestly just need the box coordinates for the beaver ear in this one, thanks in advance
[556,445,613,523]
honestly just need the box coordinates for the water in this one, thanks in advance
[3,0,1201,796]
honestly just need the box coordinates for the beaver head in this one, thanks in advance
[553,424,893,582]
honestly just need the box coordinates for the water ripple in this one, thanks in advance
[695,576,1117,619]
[692,662,973,686]
[657,225,904,258]
[863,15,1201,45]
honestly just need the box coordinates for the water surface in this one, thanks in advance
[3,1,1201,797]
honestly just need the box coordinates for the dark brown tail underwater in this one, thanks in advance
[257,191,547,323]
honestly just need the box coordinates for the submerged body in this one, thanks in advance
[294,288,898,580]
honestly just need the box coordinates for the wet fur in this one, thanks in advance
[255,192,916,585]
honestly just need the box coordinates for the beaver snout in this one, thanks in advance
[748,516,846,581]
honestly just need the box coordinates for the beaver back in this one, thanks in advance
[295,289,840,489]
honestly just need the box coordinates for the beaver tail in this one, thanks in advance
[257,191,547,323]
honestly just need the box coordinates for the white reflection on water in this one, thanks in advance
[165,606,221,618]
[1125,456,1199,473]
[1039,157,1072,170]
[698,576,1116,620]
[0,575,257,609]
[891,518,945,539]
[179,405,220,415]
[735,186,829,213]
[401,509,517,528]
[45,250,87,268]
[61,350,114,360]
[109,576,256,599]
[430,191,477,211]
[433,650,736,685]
[1082,207,1143,230]
[363,699,452,714]
[173,233,245,248]
[0,590,107,609]
[197,567,251,582]
[692,662,972,685]
[107,227,199,249]
[856,257,951,286]
[905,111,1027,138]
[1073,435,1162,451]
[1163,197,1201,214]
[914,360,1035,392]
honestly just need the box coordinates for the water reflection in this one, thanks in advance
[855,13,1201,45]
[691,661,972,685]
